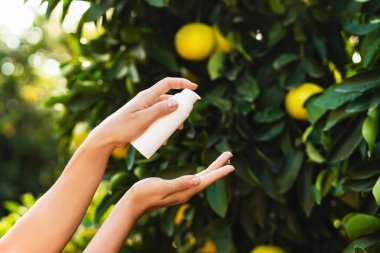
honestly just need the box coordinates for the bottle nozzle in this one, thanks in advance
[181,88,201,104]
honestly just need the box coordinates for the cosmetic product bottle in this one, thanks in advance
[131,88,201,159]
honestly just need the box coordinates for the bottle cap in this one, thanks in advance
[180,88,201,104]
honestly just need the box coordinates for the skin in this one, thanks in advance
[0,77,235,253]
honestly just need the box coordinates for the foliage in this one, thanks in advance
[0,14,67,215]
[44,0,380,252]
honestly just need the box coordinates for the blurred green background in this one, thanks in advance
[1,1,380,253]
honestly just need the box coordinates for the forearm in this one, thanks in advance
[0,129,114,253]
[84,193,141,253]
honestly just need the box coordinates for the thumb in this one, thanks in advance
[138,99,178,126]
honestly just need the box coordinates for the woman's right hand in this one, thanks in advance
[91,77,198,150]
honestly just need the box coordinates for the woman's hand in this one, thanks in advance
[83,152,234,253]
[125,151,234,216]
[92,77,198,149]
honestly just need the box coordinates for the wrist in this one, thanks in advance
[83,127,115,155]
[122,190,146,220]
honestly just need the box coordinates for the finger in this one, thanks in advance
[163,139,168,146]
[135,99,178,126]
[196,165,235,191]
[164,165,235,205]
[197,152,233,176]
[159,94,172,101]
[150,77,198,97]
[164,175,201,195]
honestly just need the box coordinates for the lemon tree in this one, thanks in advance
[41,0,380,252]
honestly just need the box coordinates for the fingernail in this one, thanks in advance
[227,159,231,165]
[189,177,200,186]
[167,99,178,110]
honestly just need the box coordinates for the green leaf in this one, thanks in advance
[206,179,228,218]
[344,235,380,253]
[234,156,261,187]
[84,2,113,22]
[347,96,371,113]
[95,188,126,223]
[261,169,286,203]
[323,107,355,131]
[370,91,380,109]
[254,121,285,142]
[110,172,131,192]
[355,247,367,253]
[361,32,380,68]
[253,108,284,123]
[44,93,72,107]
[268,0,285,14]
[312,88,362,110]
[328,117,364,163]
[285,64,306,88]
[268,22,287,47]
[273,54,298,70]
[343,18,380,36]
[144,0,167,8]
[297,165,315,217]
[306,142,325,163]
[313,37,327,60]
[302,55,325,78]
[305,96,328,124]
[212,224,234,253]
[372,176,380,206]
[276,148,304,193]
[207,52,225,80]
[334,68,380,93]
[236,74,260,103]
[148,47,179,72]
[126,146,136,170]
[344,213,380,240]
[362,108,379,156]
[74,80,104,94]
[347,159,380,180]
[211,221,233,253]
[347,178,378,192]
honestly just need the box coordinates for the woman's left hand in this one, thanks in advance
[125,151,234,216]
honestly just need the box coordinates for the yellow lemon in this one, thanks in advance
[188,233,197,245]
[112,146,129,159]
[175,23,216,61]
[285,82,324,121]
[1,122,16,137]
[251,245,286,253]
[174,204,190,225]
[213,27,233,53]
[199,240,217,253]
[70,122,89,151]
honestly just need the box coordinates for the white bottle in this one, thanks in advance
[131,88,201,159]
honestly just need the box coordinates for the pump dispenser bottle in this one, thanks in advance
[131,88,201,159]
